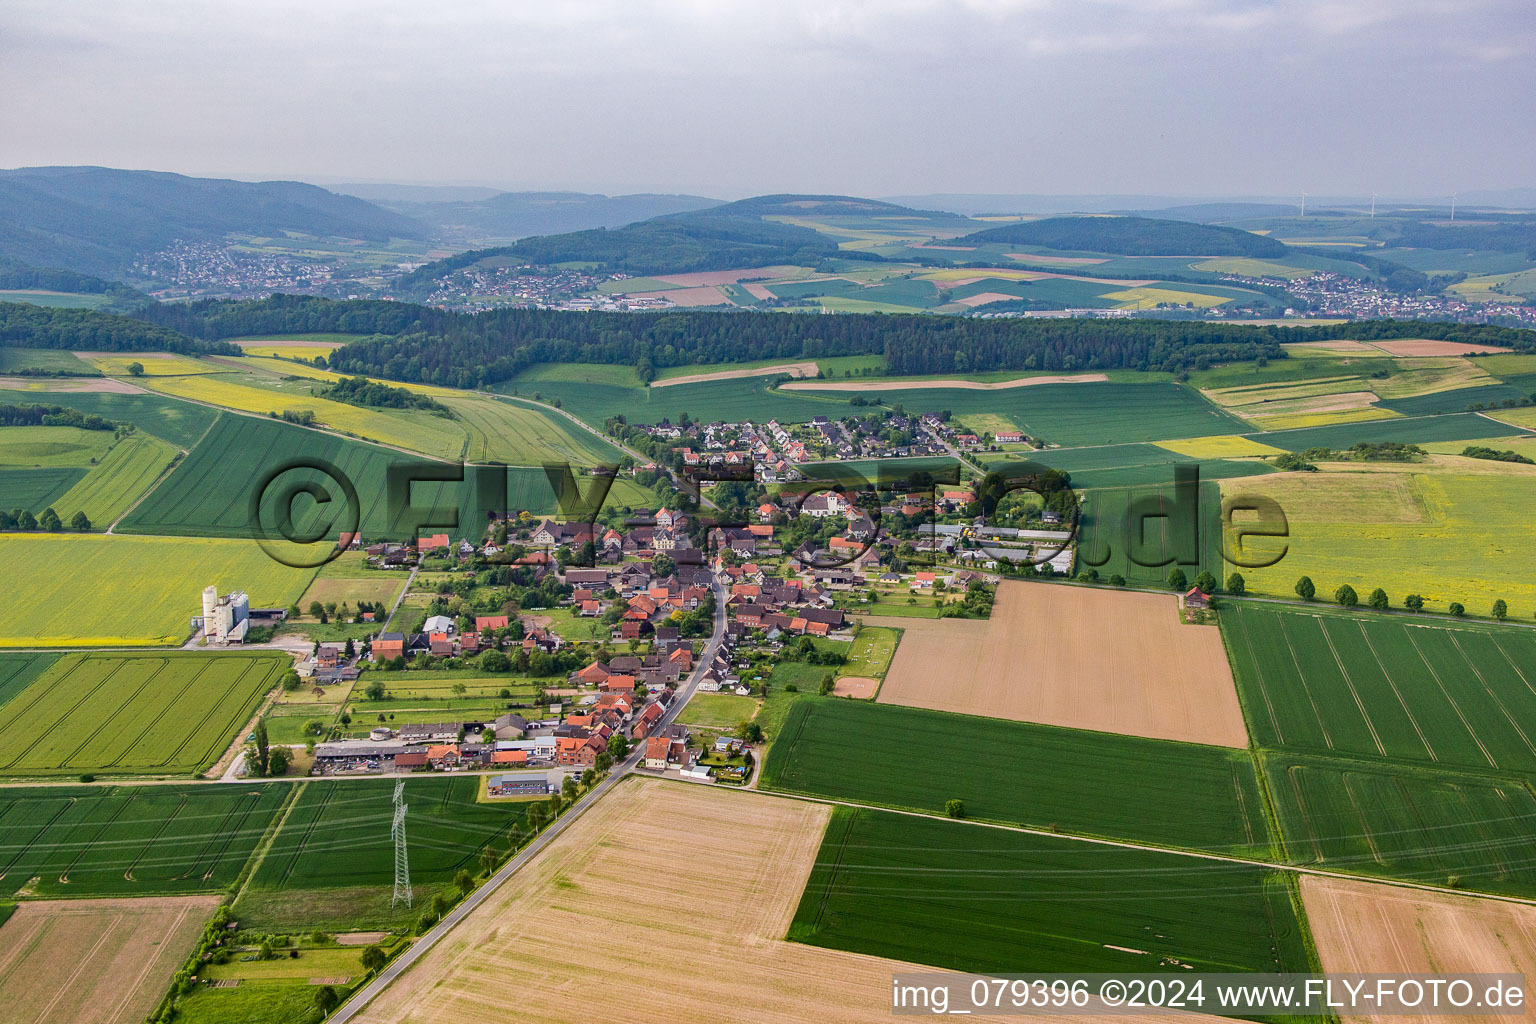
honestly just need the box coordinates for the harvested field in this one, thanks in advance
[1302,876,1536,1024]
[652,361,819,387]
[355,778,964,1024]
[633,285,727,306]
[654,266,801,287]
[831,676,878,698]
[1004,252,1109,265]
[869,581,1249,748]
[742,281,774,300]
[783,373,1108,392]
[0,376,145,393]
[1282,340,1378,352]
[1370,339,1512,356]
[952,291,1021,307]
[0,895,218,1024]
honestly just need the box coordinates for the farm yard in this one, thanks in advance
[0,651,289,777]
[0,533,315,646]
[792,807,1315,979]
[1224,603,1536,772]
[762,699,1274,857]
[0,783,288,897]
[0,895,221,1024]
[867,582,1248,747]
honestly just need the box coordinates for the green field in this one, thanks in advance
[791,808,1315,982]
[443,394,620,466]
[240,775,531,926]
[1076,480,1224,587]
[0,467,84,512]
[48,431,178,527]
[0,652,59,710]
[0,651,288,776]
[0,533,316,646]
[0,425,116,466]
[119,413,558,540]
[0,782,289,896]
[0,346,98,372]
[1225,603,1536,772]
[1263,752,1536,899]
[1246,412,1525,452]
[1219,467,1536,615]
[762,700,1273,856]
[0,387,219,449]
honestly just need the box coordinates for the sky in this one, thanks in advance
[2,0,1533,199]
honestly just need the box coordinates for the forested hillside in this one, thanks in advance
[0,166,426,276]
[961,216,1288,257]
[393,214,843,296]
[0,303,235,355]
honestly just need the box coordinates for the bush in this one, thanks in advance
[1368,588,1389,610]
[944,798,966,819]
[1226,572,1245,595]
[1449,602,1465,617]
[1108,574,1126,587]
[1334,584,1358,607]
[1294,576,1316,601]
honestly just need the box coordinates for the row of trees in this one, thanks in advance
[1292,575,1510,619]
[0,506,90,531]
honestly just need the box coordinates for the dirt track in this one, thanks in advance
[1302,875,1536,1024]
[832,676,879,698]
[0,896,218,1024]
[653,361,820,387]
[783,373,1108,392]
[868,581,1249,748]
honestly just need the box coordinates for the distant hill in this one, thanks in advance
[373,190,723,244]
[0,256,147,309]
[958,216,1288,257]
[1126,203,1300,224]
[391,194,966,296]
[0,166,428,277]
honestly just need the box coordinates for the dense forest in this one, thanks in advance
[0,302,237,355]
[317,375,451,414]
[121,294,1536,388]
[392,214,845,295]
[0,402,120,430]
[959,216,1289,257]
[0,257,147,307]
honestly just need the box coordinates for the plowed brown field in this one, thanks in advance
[868,581,1248,747]
[1301,875,1536,1024]
[0,896,217,1024]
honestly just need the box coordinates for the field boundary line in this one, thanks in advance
[1447,632,1536,761]
[1403,627,1496,768]
[231,780,304,906]
[728,783,1536,910]
[1275,613,1335,750]
[105,427,198,534]
[1354,619,1440,762]
[1316,617,1386,756]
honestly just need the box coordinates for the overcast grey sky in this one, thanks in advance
[2,0,1532,198]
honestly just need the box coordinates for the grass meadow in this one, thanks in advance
[0,386,220,449]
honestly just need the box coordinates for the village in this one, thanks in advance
[198,469,1036,789]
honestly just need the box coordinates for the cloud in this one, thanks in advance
[0,0,1532,195]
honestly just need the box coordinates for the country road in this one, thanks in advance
[328,576,729,1023]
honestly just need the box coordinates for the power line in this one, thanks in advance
[392,780,412,909]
